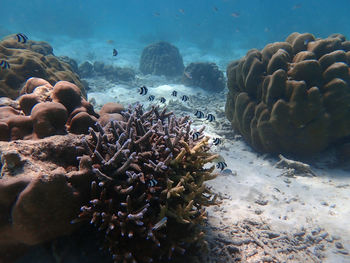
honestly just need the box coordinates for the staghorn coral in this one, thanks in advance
[225,32,350,156]
[74,104,218,262]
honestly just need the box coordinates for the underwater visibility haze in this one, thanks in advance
[1,0,350,263]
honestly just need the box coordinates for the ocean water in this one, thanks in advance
[2,1,350,263]
[2,0,350,67]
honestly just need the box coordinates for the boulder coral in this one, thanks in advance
[139,41,184,77]
[0,35,86,99]
[182,62,225,92]
[225,32,350,156]
[0,78,99,140]
[73,104,218,262]
[0,134,87,262]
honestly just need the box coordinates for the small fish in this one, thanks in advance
[192,131,201,141]
[206,113,215,122]
[148,95,155,101]
[16,33,28,43]
[106,39,114,45]
[0,60,10,69]
[113,48,118,56]
[153,12,160,16]
[195,110,205,118]
[213,7,218,12]
[160,97,166,103]
[213,138,221,146]
[148,178,158,187]
[181,95,189,102]
[179,8,185,14]
[152,217,167,231]
[184,71,192,79]
[139,85,148,95]
[216,162,227,171]
[171,90,177,97]
[231,12,240,18]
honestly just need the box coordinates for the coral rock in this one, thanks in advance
[0,134,87,262]
[182,62,225,92]
[140,41,184,77]
[225,32,350,156]
[0,36,85,99]
[52,81,82,114]
[31,102,68,139]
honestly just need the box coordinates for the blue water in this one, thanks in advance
[2,0,350,53]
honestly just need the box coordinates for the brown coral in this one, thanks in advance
[0,78,99,141]
[0,36,85,99]
[0,134,87,262]
[225,32,350,156]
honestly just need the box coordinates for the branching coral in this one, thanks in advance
[74,104,218,262]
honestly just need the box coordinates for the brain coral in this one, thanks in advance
[139,41,184,77]
[225,32,350,156]
[0,35,85,99]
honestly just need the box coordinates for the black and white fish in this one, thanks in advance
[0,60,10,69]
[216,162,227,171]
[16,33,28,43]
[152,216,167,231]
[213,138,221,146]
[139,85,148,95]
[192,131,201,140]
[148,95,155,101]
[160,97,166,103]
[206,113,215,122]
[148,178,158,187]
[171,90,177,97]
[181,95,189,102]
[194,110,205,118]
[113,48,118,56]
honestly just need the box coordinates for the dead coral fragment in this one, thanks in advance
[75,104,218,262]
[276,154,316,177]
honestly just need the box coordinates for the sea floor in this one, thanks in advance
[85,73,350,262]
[15,38,350,262]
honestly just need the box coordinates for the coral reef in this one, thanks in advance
[58,56,79,73]
[0,78,99,140]
[0,134,88,262]
[0,34,86,99]
[77,61,136,82]
[74,104,218,262]
[139,42,184,77]
[78,61,94,78]
[182,62,225,92]
[225,32,350,156]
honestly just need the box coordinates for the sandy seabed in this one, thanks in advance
[84,74,350,263]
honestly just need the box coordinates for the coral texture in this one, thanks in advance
[0,78,99,140]
[74,104,218,262]
[182,62,225,92]
[139,42,184,77]
[77,61,136,82]
[225,32,350,156]
[0,35,85,99]
[0,134,88,262]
